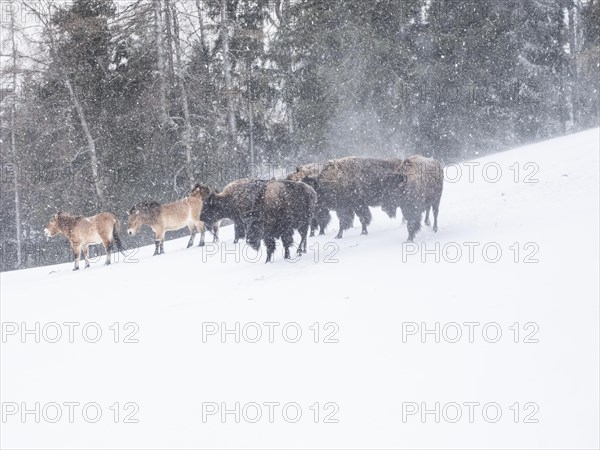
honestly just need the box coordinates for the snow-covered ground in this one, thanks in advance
[1,129,599,449]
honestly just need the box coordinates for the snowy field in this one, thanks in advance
[1,129,599,449]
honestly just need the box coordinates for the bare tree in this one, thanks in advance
[220,0,239,167]
[163,0,176,81]
[153,0,175,128]
[170,0,194,187]
[276,0,295,135]
[567,0,581,128]
[194,0,206,48]
[22,1,106,207]
[7,0,23,268]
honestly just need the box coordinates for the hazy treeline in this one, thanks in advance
[0,0,598,271]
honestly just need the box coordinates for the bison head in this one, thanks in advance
[381,172,408,219]
[382,204,398,219]
[242,210,263,251]
[199,192,225,226]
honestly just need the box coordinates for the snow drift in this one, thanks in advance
[1,129,599,449]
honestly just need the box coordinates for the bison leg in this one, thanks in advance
[298,224,310,255]
[406,216,422,242]
[310,218,318,237]
[160,240,165,254]
[265,237,276,263]
[432,200,440,233]
[317,209,331,235]
[335,207,354,239]
[355,205,372,235]
[233,220,245,244]
[153,240,161,256]
[282,231,294,259]
[424,207,431,227]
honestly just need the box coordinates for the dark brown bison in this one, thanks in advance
[243,180,317,263]
[287,163,330,236]
[303,157,404,239]
[199,178,267,243]
[286,163,322,181]
[44,211,125,270]
[386,155,444,242]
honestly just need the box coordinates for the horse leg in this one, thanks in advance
[197,221,206,247]
[153,229,162,256]
[187,225,196,248]
[72,242,81,271]
[103,238,112,265]
[212,223,219,243]
[83,245,91,269]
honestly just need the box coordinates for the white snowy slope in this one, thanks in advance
[1,129,599,449]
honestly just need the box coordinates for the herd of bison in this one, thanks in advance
[43,155,444,269]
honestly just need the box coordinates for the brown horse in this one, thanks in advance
[127,185,219,255]
[44,212,125,271]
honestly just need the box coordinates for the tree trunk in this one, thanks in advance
[248,63,255,177]
[9,3,22,268]
[567,1,580,128]
[194,0,206,48]
[153,0,174,128]
[64,78,106,207]
[163,0,176,81]
[21,1,106,207]
[283,0,295,135]
[171,0,194,188]
[220,0,239,170]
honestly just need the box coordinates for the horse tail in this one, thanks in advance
[113,219,127,254]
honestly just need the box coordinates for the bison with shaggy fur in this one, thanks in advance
[286,163,322,181]
[199,178,267,243]
[243,180,317,263]
[303,157,404,239]
[287,163,331,236]
[386,155,444,242]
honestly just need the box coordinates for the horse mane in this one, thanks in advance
[130,201,161,215]
[56,211,82,229]
[191,183,211,199]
